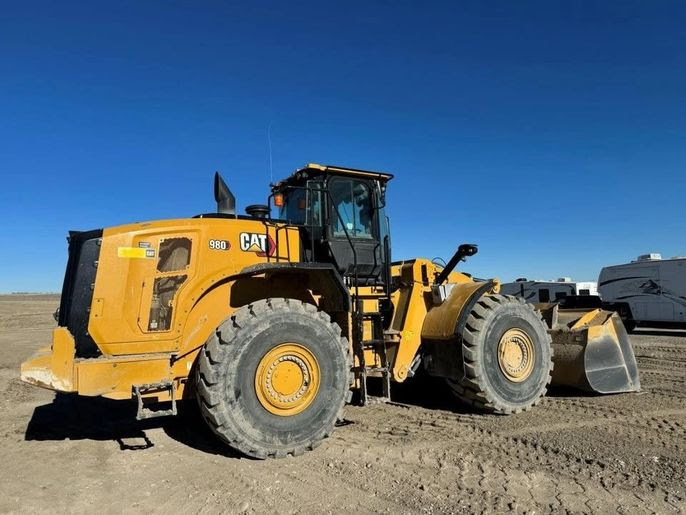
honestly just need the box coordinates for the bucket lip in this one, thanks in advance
[549,309,641,394]
[581,318,641,394]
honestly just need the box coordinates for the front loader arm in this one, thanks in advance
[386,259,495,382]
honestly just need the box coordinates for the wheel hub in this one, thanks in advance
[497,328,535,382]
[255,343,320,416]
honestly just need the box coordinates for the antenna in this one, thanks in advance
[267,121,274,185]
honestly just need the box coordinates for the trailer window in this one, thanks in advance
[579,289,590,296]
[538,289,550,302]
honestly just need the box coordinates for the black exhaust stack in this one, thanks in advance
[214,172,236,215]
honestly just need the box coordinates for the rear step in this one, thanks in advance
[133,381,177,420]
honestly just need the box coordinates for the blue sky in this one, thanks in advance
[2,1,685,292]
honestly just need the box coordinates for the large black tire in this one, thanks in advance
[446,294,553,414]
[623,320,637,333]
[196,298,350,459]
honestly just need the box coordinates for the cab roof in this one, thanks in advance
[273,163,394,189]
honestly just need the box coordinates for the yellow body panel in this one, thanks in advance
[77,355,172,399]
[20,328,173,400]
[20,327,77,393]
[22,217,302,400]
[91,217,299,355]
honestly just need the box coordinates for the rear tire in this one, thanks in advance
[446,294,553,414]
[195,298,350,458]
[623,320,637,333]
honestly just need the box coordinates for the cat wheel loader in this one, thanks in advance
[21,164,640,458]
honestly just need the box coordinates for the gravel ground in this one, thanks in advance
[1,294,684,514]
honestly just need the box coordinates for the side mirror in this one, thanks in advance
[214,172,236,215]
[458,243,478,259]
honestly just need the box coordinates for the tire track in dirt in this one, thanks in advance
[641,371,686,387]
[326,403,684,513]
[633,345,686,363]
[543,403,686,462]
[637,356,685,371]
[648,388,686,401]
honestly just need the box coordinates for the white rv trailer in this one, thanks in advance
[598,254,686,329]
[500,278,598,303]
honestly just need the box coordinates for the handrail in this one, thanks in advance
[266,183,360,309]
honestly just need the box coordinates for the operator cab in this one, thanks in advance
[272,163,393,286]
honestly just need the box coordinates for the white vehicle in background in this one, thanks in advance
[500,278,598,303]
[599,254,686,331]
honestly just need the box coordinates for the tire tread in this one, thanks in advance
[447,294,554,415]
[195,298,351,459]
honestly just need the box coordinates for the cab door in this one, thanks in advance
[325,176,382,284]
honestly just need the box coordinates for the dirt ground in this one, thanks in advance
[1,294,684,514]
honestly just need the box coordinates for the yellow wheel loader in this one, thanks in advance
[21,164,640,458]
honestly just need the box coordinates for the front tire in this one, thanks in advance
[195,298,350,458]
[446,294,553,414]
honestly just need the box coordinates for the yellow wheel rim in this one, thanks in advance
[497,328,535,382]
[255,343,320,416]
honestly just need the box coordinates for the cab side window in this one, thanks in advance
[279,187,307,224]
[330,179,374,239]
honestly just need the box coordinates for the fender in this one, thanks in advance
[420,280,498,380]
[173,262,351,383]
[421,280,498,341]
[193,262,350,312]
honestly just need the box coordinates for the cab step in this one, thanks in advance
[133,381,177,420]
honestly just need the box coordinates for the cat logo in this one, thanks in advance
[239,232,275,257]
